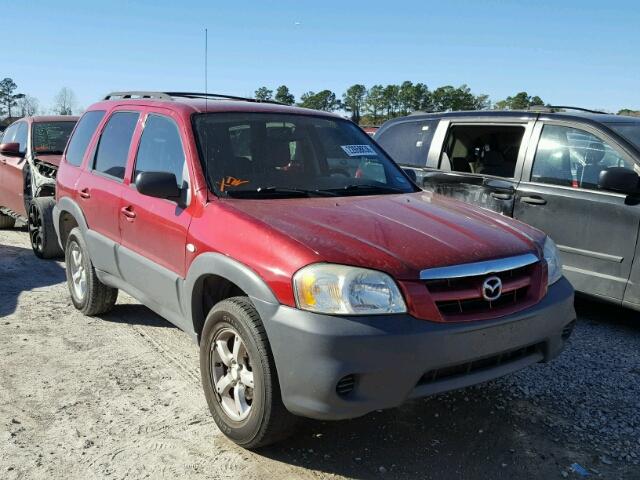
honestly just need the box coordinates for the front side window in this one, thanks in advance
[93,112,139,180]
[1,123,19,147]
[32,121,76,155]
[375,120,437,166]
[531,125,636,189]
[134,114,186,189]
[440,125,525,178]
[193,113,416,198]
[65,111,105,166]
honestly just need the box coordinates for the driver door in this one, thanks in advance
[514,120,640,302]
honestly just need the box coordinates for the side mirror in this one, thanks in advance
[135,171,181,200]
[0,142,22,157]
[403,168,417,183]
[598,167,639,194]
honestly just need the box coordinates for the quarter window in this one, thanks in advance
[134,115,186,189]
[93,112,139,180]
[66,111,105,167]
[376,120,437,166]
[531,125,636,189]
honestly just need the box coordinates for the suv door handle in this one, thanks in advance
[520,195,547,205]
[490,192,513,201]
[120,206,136,220]
[79,188,91,199]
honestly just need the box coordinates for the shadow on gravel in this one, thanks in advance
[256,387,562,480]
[99,304,177,329]
[0,242,66,317]
[575,294,640,330]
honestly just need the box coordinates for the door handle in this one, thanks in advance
[0,158,6,164]
[79,188,91,199]
[490,192,513,201]
[120,206,136,220]
[520,195,547,205]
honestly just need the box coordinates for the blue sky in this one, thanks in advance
[8,0,640,113]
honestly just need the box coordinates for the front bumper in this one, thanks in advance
[253,277,575,420]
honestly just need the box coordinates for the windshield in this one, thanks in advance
[193,113,417,198]
[607,122,640,152]
[32,121,76,155]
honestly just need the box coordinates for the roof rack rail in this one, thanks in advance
[528,105,606,114]
[103,91,286,105]
[103,91,173,101]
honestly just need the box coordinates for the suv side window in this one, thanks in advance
[376,120,437,166]
[531,124,636,189]
[93,112,139,180]
[440,125,525,178]
[134,114,186,189]
[66,110,106,167]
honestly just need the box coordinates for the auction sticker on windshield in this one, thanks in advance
[341,145,378,157]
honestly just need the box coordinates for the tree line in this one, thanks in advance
[0,77,79,120]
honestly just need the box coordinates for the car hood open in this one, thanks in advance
[224,191,544,279]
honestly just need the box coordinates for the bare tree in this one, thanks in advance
[53,87,77,115]
[17,95,39,116]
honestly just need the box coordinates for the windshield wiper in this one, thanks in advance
[225,186,338,198]
[35,150,64,155]
[324,184,408,194]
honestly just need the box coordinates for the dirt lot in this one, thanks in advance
[1,227,639,479]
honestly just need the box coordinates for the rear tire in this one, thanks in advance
[0,212,15,229]
[28,197,63,259]
[65,227,118,316]
[200,297,297,449]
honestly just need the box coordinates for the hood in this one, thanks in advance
[34,153,63,167]
[223,191,545,280]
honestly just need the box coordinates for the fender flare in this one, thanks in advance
[53,196,90,248]
[183,252,279,340]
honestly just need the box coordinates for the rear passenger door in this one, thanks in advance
[514,121,640,302]
[422,120,535,215]
[77,110,141,275]
[117,109,192,327]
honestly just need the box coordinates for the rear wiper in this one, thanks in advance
[225,186,337,198]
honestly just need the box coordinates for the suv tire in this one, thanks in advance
[200,297,297,448]
[0,212,15,229]
[28,197,64,259]
[65,227,118,316]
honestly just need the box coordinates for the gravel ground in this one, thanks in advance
[0,226,639,479]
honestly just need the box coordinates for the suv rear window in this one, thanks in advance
[32,121,76,155]
[193,113,416,198]
[93,112,139,180]
[440,125,525,178]
[66,111,105,167]
[375,120,437,166]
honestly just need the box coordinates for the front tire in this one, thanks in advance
[28,197,63,259]
[200,297,297,448]
[64,227,118,316]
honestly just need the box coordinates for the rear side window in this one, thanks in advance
[93,112,139,180]
[375,120,437,166]
[440,124,525,178]
[66,111,105,167]
[134,114,186,188]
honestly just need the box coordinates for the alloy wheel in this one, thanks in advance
[28,203,43,253]
[68,241,87,301]
[210,327,255,421]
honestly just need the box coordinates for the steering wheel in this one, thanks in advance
[328,168,350,177]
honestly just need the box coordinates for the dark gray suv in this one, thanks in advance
[375,107,640,311]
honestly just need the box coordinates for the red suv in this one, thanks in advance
[0,116,78,257]
[53,91,575,448]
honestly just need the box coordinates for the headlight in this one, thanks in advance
[293,264,407,315]
[543,236,563,285]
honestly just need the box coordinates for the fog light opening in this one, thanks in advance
[336,374,356,397]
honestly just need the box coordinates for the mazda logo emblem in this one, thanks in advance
[482,276,502,301]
